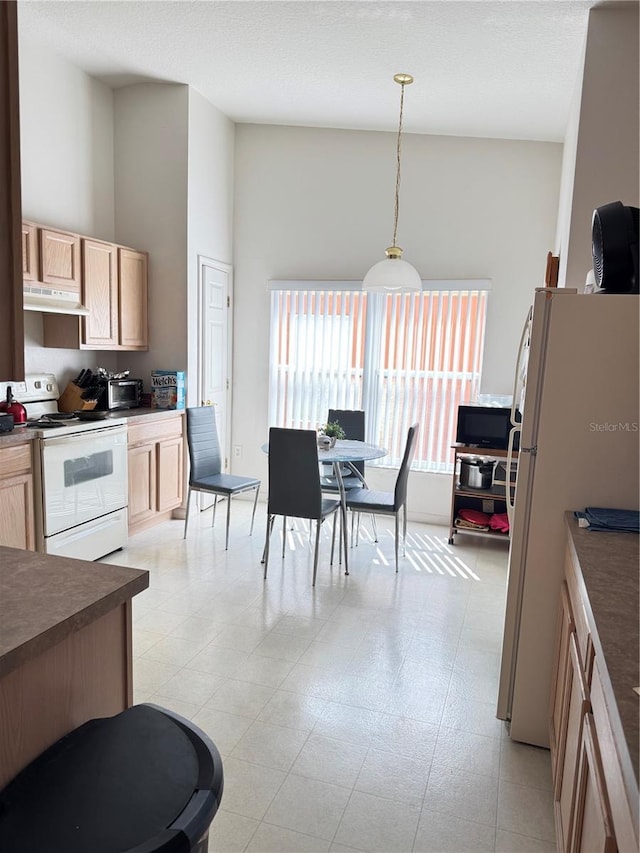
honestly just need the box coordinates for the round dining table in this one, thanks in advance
[261,438,387,574]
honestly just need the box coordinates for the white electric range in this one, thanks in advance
[0,374,129,560]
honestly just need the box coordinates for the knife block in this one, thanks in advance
[57,382,98,413]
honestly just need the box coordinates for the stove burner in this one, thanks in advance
[26,421,65,429]
[42,412,74,421]
[26,414,79,429]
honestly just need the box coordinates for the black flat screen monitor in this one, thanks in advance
[455,405,520,450]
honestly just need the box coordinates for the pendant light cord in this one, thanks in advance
[392,81,406,249]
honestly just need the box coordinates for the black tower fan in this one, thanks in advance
[591,200,639,293]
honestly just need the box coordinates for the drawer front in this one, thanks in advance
[127,415,183,447]
[0,443,32,478]
[590,661,638,853]
[564,545,591,675]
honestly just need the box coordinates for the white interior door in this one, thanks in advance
[198,255,232,481]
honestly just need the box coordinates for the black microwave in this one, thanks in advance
[455,404,520,450]
[95,378,143,411]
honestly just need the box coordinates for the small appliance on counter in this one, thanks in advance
[0,413,14,433]
[67,368,143,411]
[94,377,143,411]
[0,386,27,425]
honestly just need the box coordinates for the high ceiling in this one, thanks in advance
[18,0,598,142]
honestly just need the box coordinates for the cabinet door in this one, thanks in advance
[0,473,35,550]
[556,634,590,852]
[82,239,118,349]
[571,714,616,853]
[39,228,81,293]
[157,436,183,512]
[118,248,148,349]
[22,222,38,281]
[127,443,156,527]
[550,583,575,786]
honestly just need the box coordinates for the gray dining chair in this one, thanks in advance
[184,406,260,549]
[321,408,378,542]
[321,409,366,492]
[345,423,419,572]
[262,427,345,585]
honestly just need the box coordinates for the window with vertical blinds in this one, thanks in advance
[269,283,489,473]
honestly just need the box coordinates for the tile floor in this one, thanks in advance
[104,503,556,853]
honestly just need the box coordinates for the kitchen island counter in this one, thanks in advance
[0,547,148,789]
[561,512,638,850]
[0,546,148,678]
[565,513,638,783]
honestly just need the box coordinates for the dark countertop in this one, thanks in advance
[110,407,184,425]
[0,547,148,679]
[564,512,639,785]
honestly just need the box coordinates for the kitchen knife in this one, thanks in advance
[75,369,86,386]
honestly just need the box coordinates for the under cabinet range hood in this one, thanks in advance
[23,284,90,316]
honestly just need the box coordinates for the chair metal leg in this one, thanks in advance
[403,503,408,556]
[250,487,259,535]
[211,495,218,528]
[312,520,322,586]
[342,512,349,576]
[225,497,231,550]
[282,516,287,558]
[183,487,192,539]
[263,514,275,578]
[371,514,379,542]
[330,514,336,565]
[394,512,400,573]
[260,512,273,564]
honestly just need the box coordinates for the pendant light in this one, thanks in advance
[363,73,421,292]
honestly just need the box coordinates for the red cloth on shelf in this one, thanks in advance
[489,512,510,533]
[458,508,492,526]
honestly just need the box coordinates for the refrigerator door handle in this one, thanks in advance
[506,425,520,527]
[511,307,533,426]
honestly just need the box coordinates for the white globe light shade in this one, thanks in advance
[362,257,422,292]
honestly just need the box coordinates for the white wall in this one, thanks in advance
[19,40,115,238]
[18,38,118,387]
[186,88,235,406]
[232,124,563,521]
[557,3,639,289]
[113,84,189,381]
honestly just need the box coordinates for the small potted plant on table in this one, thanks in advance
[318,420,346,449]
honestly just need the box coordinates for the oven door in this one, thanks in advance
[40,425,128,537]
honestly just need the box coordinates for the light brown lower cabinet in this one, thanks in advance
[550,545,636,853]
[0,442,35,550]
[127,415,183,535]
[572,713,617,853]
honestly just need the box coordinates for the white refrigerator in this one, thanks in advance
[496,288,640,747]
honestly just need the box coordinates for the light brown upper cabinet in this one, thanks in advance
[39,227,81,293]
[42,237,149,352]
[21,222,38,282]
[82,239,118,349]
[118,248,148,349]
